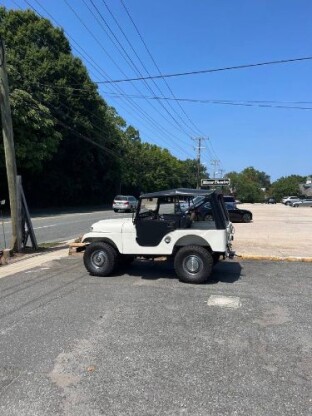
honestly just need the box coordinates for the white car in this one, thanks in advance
[81,189,235,284]
[282,196,301,206]
[112,195,138,212]
[292,198,312,207]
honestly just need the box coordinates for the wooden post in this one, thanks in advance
[17,176,38,250]
[0,37,22,252]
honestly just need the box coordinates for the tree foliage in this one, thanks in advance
[226,167,271,202]
[270,175,306,201]
[0,8,123,205]
[226,169,307,203]
[9,89,61,172]
[119,137,207,194]
[0,7,206,207]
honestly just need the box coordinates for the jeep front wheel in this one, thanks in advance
[83,242,117,276]
[174,245,213,284]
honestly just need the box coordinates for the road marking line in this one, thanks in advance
[33,225,57,230]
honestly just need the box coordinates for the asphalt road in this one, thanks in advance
[0,256,311,415]
[0,208,131,246]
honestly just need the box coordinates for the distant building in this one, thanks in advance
[299,177,312,197]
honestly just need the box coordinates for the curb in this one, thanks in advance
[0,248,70,279]
[0,241,74,279]
[236,254,312,262]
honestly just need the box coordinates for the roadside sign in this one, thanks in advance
[201,178,230,186]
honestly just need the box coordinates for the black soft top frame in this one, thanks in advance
[140,188,217,199]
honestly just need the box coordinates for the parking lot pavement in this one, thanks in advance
[233,203,312,259]
[0,257,311,415]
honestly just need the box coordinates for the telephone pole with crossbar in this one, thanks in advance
[192,137,206,188]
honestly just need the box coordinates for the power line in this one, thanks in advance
[34,81,312,108]
[119,0,203,137]
[9,1,223,167]
[33,81,312,106]
[100,92,312,110]
[60,0,196,152]
[87,0,195,138]
[14,1,220,162]
[7,0,200,162]
[18,0,196,159]
[97,56,312,84]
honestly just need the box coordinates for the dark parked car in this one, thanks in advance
[189,200,253,223]
[265,197,276,204]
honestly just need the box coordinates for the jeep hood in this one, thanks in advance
[89,217,133,233]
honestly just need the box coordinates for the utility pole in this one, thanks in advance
[192,137,206,188]
[0,37,21,252]
[210,159,220,179]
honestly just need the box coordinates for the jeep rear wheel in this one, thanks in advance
[174,245,213,284]
[83,242,117,276]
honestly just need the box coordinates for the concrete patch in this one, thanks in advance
[207,295,242,308]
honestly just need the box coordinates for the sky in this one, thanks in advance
[1,0,312,182]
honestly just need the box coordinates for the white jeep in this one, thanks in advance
[81,188,235,284]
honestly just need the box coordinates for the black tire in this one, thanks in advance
[83,242,117,276]
[174,245,214,284]
[113,209,118,212]
[242,213,252,223]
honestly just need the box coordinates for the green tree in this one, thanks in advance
[0,7,203,206]
[9,89,61,172]
[241,167,270,190]
[270,175,306,201]
[0,8,67,172]
[0,7,121,205]
[227,167,270,202]
[179,159,208,188]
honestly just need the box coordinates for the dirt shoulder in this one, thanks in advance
[233,203,312,259]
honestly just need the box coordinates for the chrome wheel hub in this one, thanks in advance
[91,250,107,268]
[184,255,202,274]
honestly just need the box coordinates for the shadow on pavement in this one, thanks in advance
[119,258,242,285]
[210,261,242,284]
